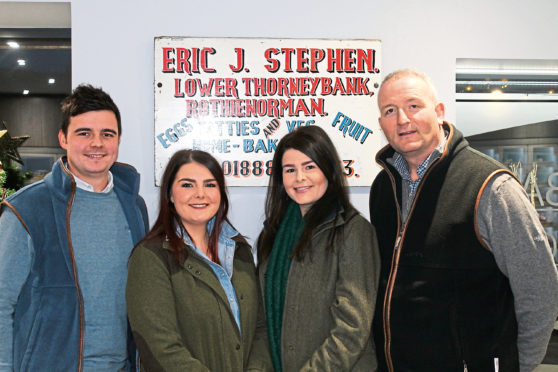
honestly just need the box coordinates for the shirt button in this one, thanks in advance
[288,345,294,351]
[221,273,225,277]
[187,264,193,269]
[235,344,241,350]
[195,270,201,275]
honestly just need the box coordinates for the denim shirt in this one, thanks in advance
[180,219,241,332]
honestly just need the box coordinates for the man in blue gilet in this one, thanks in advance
[0,85,149,371]
[370,69,558,372]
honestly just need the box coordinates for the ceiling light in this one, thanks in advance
[17,59,26,66]
[550,90,555,94]
[23,90,29,95]
[7,41,19,48]
[491,89,503,95]
[457,80,558,87]
[48,78,55,84]
[457,67,558,76]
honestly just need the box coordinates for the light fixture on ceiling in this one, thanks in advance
[48,78,55,84]
[457,67,558,76]
[22,90,29,95]
[7,41,20,48]
[491,89,503,95]
[17,59,26,66]
[457,81,558,87]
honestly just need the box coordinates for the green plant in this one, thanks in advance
[0,162,16,201]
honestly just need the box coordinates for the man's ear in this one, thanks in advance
[58,130,68,150]
[435,102,445,124]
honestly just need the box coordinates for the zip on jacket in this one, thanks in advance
[375,139,448,372]
[60,161,86,372]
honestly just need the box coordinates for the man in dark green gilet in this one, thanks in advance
[369,68,558,372]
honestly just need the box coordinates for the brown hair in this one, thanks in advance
[60,84,122,136]
[144,149,231,264]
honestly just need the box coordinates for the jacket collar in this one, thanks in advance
[44,156,141,201]
[313,206,358,237]
[172,219,239,250]
[161,221,246,263]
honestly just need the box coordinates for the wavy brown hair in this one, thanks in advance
[144,149,231,264]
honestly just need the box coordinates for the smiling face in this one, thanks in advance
[378,74,445,170]
[58,110,120,191]
[282,149,328,216]
[170,162,221,232]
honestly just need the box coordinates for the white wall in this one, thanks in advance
[5,0,558,243]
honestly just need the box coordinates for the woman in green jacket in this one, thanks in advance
[257,125,380,371]
[126,149,272,372]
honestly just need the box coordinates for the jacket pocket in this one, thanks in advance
[19,294,43,371]
[18,286,79,371]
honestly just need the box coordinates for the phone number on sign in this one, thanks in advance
[221,160,358,178]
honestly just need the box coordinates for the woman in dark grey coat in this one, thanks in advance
[257,126,380,372]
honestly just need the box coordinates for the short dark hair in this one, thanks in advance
[257,125,353,261]
[145,149,232,264]
[60,84,122,136]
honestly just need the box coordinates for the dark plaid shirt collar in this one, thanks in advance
[389,133,448,196]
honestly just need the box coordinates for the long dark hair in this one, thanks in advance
[257,125,353,261]
[144,149,231,264]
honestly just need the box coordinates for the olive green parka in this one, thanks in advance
[126,234,272,372]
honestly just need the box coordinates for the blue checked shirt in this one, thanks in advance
[387,132,448,223]
[180,218,241,332]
